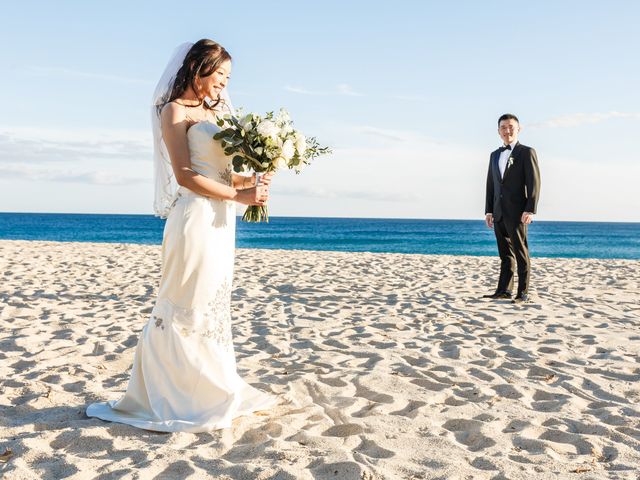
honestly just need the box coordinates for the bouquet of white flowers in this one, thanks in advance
[214,108,331,222]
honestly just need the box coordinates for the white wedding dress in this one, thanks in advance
[87,121,276,432]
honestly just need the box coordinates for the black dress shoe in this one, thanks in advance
[482,291,512,299]
[512,293,531,304]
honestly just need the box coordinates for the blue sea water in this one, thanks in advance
[0,212,638,259]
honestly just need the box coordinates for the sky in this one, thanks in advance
[1,1,638,221]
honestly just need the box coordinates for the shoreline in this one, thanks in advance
[1,238,639,262]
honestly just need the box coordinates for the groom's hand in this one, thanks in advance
[485,214,494,229]
[521,212,534,225]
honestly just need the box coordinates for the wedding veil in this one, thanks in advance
[151,42,235,218]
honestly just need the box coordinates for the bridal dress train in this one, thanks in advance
[87,121,276,432]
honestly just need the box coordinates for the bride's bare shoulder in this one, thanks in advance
[160,101,188,123]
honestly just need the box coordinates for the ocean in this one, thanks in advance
[0,213,638,260]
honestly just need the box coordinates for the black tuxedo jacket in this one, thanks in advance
[485,142,540,224]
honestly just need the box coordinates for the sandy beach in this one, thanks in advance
[1,239,639,479]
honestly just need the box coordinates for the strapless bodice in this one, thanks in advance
[187,121,233,186]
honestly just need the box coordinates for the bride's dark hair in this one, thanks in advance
[163,39,232,112]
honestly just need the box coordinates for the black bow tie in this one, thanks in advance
[499,145,512,152]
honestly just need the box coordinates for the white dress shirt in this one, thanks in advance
[498,141,517,178]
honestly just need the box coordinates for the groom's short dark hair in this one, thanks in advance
[498,113,519,125]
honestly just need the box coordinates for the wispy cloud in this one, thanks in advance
[0,164,148,185]
[531,111,640,128]
[284,85,322,95]
[0,127,151,164]
[285,84,424,101]
[346,124,445,144]
[284,84,364,97]
[354,126,409,142]
[26,66,153,85]
[336,84,364,97]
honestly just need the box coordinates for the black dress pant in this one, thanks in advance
[493,217,530,295]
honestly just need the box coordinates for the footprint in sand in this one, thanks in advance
[322,423,364,437]
[356,438,395,459]
[354,382,394,404]
[492,383,523,399]
[538,429,595,455]
[530,389,570,412]
[389,400,427,418]
[442,419,496,452]
[310,460,368,480]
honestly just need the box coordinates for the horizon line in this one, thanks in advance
[0,211,638,225]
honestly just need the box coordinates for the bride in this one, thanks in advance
[86,39,277,432]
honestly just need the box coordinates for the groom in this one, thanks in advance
[484,114,541,304]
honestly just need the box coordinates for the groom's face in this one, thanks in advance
[498,119,520,145]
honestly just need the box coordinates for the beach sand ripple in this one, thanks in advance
[1,240,639,479]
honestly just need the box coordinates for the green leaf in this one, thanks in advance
[232,156,245,171]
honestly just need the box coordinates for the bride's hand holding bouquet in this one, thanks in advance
[214,109,330,222]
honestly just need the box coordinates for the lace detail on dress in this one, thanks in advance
[151,280,233,347]
[218,166,233,186]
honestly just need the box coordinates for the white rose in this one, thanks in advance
[295,135,306,155]
[274,156,288,169]
[256,120,279,138]
[280,123,293,135]
[281,139,295,160]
